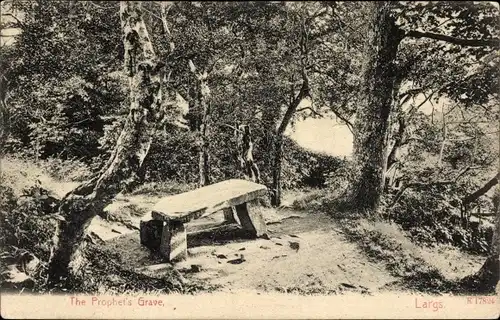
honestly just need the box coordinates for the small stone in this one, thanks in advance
[227,255,245,264]
[190,264,202,273]
[289,241,300,252]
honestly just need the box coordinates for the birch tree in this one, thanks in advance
[47,1,170,284]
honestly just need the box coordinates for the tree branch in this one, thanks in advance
[277,79,310,136]
[405,30,500,48]
[329,93,355,134]
[296,106,323,118]
[405,88,440,121]
[1,13,24,27]
[463,173,500,206]
[390,180,455,208]
[390,166,473,208]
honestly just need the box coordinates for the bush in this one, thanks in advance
[384,187,493,254]
[0,184,60,291]
[143,130,199,184]
[0,183,204,294]
[324,159,358,194]
[281,138,344,190]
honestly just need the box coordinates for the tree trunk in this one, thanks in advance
[189,61,211,187]
[386,118,404,173]
[271,136,283,207]
[461,186,500,293]
[47,1,166,285]
[349,1,404,212]
[0,74,9,156]
[198,77,210,187]
[269,63,310,207]
[198,111,210,187]
[437,104,447,167]
[236,124,260,183]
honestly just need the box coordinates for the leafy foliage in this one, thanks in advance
[385,186,493,254]
[3,1,124,162]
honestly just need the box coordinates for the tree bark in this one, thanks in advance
[271,136,284,207]
[198,97,210,186]
[189,61,211,187]
[0,73,9,155]
[236,124,260,183]
[349,1,404,212]
[47,1,165,285]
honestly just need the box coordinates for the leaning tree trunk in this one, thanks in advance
[463,173,500,207]
[270,75,309,207]
[47,2,167,284]
[349,1,404,212]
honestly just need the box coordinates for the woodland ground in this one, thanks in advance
[1,157,486,295]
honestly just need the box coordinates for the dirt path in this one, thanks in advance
[99,195,397,295]
[96,191,485,295]
[175,207,397,294]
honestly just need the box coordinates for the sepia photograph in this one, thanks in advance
[0,1,498,319]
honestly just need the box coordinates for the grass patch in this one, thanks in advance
[127,181,196,197]
[44,244,220,295]
[275,284,372,296]
[339,218,459,294]
[0,156,79,198]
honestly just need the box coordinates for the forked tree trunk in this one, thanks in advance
[47,2,166,284]
[349,1,404,211]
[236,124,260,183]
